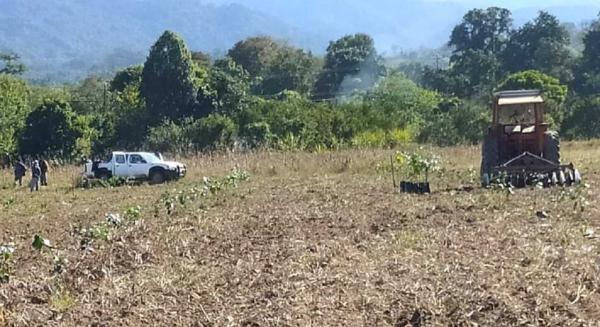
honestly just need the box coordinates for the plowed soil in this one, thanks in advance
[1,143,599,326]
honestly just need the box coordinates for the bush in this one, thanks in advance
[417,113,463,146]
[145,115,237,153]
[417,101,488,146]
[0,74,29,155]
[190,114,237,151]
[562,96,600,139]
[18,100,87,158]
[145,120,191,154]
[240,122,272,148]
[352,128,412,148]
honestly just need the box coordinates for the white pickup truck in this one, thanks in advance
[84,151,186,184]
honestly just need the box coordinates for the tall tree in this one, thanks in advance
[562,96,600,139]
[313,34,384,100]
[110,65,143,93]
[0,75,29,154]
[70,76,112,115]
[199,58,251,116]
[449,7,512,56]
[191,51,212,68]
[445,7,513,97]
[259,46,317,96]
[228,37,317,96]
[502,12,572,81]
[18,100,83,157]
[572,16,600,95]
[140,31,198,123]
[0,52,26,75]
[228,37,279,78]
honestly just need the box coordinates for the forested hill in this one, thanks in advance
[1,0,599,83]
[0,0,322,82]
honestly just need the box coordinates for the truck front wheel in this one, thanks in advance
[149,170,166,185]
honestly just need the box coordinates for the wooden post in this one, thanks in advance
[390,155,397,189]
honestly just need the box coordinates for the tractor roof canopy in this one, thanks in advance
[495,90,544,106]
[492,90,546,127]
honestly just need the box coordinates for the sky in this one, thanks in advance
[431,0,600,8]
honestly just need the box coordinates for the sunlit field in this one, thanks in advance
[1,141,599,326]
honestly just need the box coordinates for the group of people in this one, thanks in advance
[12,158,50,192]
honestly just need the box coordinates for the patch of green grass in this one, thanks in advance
[392,230,423,251]
[49,289,76,312]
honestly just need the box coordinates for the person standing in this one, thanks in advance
[30,160,41,192]
[40,159,49,186]
[1,153,9,169]
[13,158,27,187]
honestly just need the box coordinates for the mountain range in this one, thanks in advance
[0,0,598,83]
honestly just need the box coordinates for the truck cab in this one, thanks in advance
[84,151,186,184]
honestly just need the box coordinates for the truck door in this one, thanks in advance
[113,152,129,177]
[128,154,150,178]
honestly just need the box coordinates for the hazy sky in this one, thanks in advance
[431,0,600,8]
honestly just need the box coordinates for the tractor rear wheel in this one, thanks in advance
[543,131,560,164]
[480,133,499,186]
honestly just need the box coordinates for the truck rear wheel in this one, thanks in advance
[149,170,166,185]
[97,171,110,181]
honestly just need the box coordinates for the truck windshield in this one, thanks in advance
[142,153,162,163]
[498,103,536,125]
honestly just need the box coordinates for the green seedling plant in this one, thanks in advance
[394,151,440,182]
[156,169,250,217]
[32,235,71,283]
[32,234,52,251]
[124,206,142,221]
[556,183,590,215]
[2,197,15,210]
[0,244,15,283]
[80,207,144,248]
[81,224,110,241]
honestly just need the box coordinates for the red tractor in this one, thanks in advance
[480,90,581,187]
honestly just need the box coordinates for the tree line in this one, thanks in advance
[1,8,599,160]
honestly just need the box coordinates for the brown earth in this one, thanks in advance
[0,142,599,326]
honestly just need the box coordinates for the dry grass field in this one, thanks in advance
[1,141,599,326]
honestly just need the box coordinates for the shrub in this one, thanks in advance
[190,114,237,151]
[352,128,412,148]
[18,100,86,158]
[241,122,272,148]
[145,120,191,153]
[417,101,488,146]
[562,96,600,139]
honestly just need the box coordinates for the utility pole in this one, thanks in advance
[103,82,107,112]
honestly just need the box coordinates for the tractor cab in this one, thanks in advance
[491,90,548,162]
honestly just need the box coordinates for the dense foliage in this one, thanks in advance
[1,10,599,160]
[140,31,199,123]
[18,100,87,158]
[0,75,28,154]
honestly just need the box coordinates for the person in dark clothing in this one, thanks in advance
[13,159,27,186]
[30,160,41,192]
[1,153,10,169]
[40,159,49,186]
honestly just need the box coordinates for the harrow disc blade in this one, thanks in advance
[559,171,566,186]
[573,169,582,185]
[551,172,558,185]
